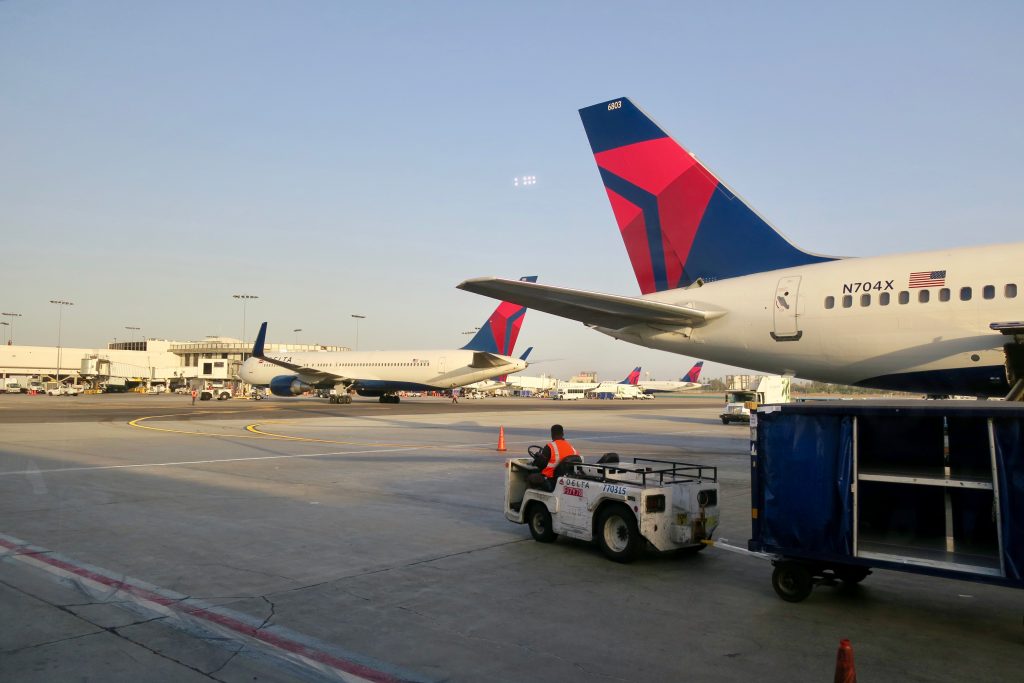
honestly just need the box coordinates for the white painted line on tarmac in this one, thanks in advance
[0,446,423,477]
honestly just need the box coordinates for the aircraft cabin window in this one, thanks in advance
[939,288,950,302]
[960,287,972,301]
[918,290,930,303]
[879,292,890,305]
[1007,284,1018,298]
[860,294,870,307]
[842,294,853,308]
[984,285,995,300]
[898,291,910,304]
[825,296,835,309]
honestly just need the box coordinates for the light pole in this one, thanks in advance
[232,294,259,348]
[293,328,302,346]
[351,314,365,350]
[125,326,140,348]
[2,312,21,345]
[50,300,74,383]
[0,322,7,345]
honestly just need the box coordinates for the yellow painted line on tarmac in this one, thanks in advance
[127,412,445,450]
[245,421,444,448]
[128,411,297,441]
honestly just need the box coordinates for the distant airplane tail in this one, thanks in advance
[681,361,704,383]
[462,276,537,354]
[619,366,641,385]
[578,98,837,293]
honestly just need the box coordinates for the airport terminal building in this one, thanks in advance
[0,338,348,392]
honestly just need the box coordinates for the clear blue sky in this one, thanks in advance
[3,1,1022,382]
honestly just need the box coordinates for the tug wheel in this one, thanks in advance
[527,503,557,543]
[596,504,642,563]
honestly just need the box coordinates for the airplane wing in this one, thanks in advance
[457,278,722,330]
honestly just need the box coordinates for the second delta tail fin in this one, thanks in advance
[619,366,641,385]
[579,98,836,293]
[462,276,537,355]
[682,361,704,383]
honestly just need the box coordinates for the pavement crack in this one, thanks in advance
[264,538,530,599]
[108,625,226,681]
[1,628,106,655]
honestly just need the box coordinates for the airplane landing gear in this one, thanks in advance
[329,394,353,404]
[378,394,401,404]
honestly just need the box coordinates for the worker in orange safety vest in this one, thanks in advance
[527,424,579,488]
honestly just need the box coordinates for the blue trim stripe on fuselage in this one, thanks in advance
[854,365,1008,397]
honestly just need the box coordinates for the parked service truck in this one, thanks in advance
[720,375,791,424]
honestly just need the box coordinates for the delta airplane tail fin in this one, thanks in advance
[619,366,641,385]
[462,275,538,354]
[579,98,837,293]
[681,361,704,383]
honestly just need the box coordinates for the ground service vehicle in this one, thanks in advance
[2,378,25,393]
[200,384,232,401]
[721,375,791,424]
[749,401,1024,602]
[505,452,719,562]
[44,382,80,396]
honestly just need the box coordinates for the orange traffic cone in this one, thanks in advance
[496,426,507,452]
[834,639,856,683]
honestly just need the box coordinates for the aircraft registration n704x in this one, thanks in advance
[459,97,1024,399]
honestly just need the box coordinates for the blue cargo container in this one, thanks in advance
[748,401,1024,602]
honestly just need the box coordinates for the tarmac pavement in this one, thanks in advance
[1,395,1022,681]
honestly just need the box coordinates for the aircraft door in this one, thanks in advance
[771,276,802,341]
[438,356,446,374]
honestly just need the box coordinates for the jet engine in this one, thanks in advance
[269,375,312,397]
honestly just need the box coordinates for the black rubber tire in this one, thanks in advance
[772,562,813,602]
[837,566,871,584]
[721,417,729,424]
[526,503,557,543]
[343,395,352,404]
[596,504,642,563]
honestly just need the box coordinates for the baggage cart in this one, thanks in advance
[748,401,1024,602]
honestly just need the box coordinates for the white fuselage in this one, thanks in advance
[597,243,1023,396]
[240,349,527,390]
[639,380,703,393]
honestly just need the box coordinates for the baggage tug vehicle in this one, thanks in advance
[505,451,720,562]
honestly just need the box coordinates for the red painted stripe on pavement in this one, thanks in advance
[0,536,408,683]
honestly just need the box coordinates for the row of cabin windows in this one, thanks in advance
[308,361,430,368]
[825,284,1018,309]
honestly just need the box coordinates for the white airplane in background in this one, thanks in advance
[240,278,535,404]
[639,361,706,394]
[459,97,1024,399]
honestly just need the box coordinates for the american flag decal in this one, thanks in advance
[909,270,946,288]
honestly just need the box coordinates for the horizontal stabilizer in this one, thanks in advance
[457,278,720,330]
[470,351,513,369]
